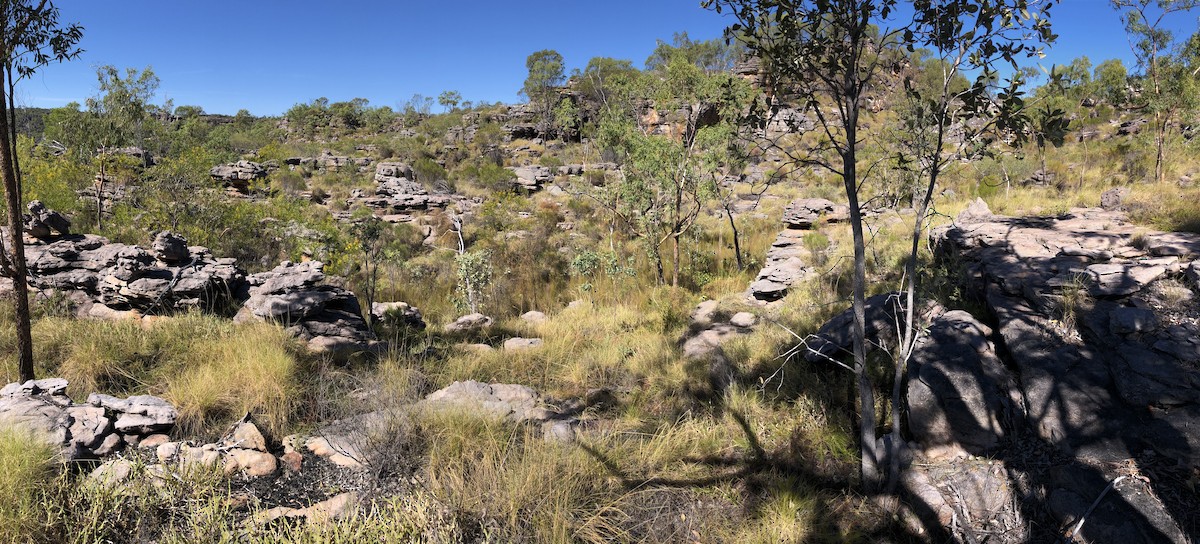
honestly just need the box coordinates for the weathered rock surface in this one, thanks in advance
[369,301,425,329]
[418,380,555,424]
[22,230,244,315]
[209,160,266,192]
[444,313,493,333]
[749,229,812,301]
[8,220,378,357]
[0,379,176,460]
[237,260,379,357]
[935,207,1200,464]
[749,197,858,301]
[782,198,848,229]
[509,165,551,192]
[23,200,71,239]
[889,205,1200,541]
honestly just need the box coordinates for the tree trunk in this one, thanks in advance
[1154,111,1166,184]
[726,207,744,270]
[0,82,35,382]
[672,232,680,288]
[844,129,881,494]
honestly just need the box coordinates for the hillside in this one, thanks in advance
[2,5,1200,543]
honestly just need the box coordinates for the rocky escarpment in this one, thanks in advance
[801,202,1200,541]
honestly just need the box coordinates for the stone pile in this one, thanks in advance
[0,378,176,460]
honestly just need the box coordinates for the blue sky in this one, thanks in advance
[15,1,1199,116]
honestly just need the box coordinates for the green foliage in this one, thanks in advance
[645,30,739,74]
[522,49,565,136]
[455,250,493,314]
[412,156,447,183]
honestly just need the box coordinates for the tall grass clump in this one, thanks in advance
[164,321,303,437]
[0,429,56,543]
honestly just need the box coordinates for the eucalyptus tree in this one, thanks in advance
[1112,0,1200,183]
[0,0,82,382]
[521,49,566,138]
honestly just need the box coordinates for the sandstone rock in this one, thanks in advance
[907,310,1015,458]
[749,229,811,301]
[1100,187,1129,210]
[1109,307,1158,334]
[226,448,277,477]
[209,160,266,192]
[520,310,547,324]
[729,312,757,328]
[503,337,543,350]
[225,421,268,452]
[139,434,170,449]
[782,198,846,229]
[374,162,413,182]
[509,165,551,191]
[151,231,190,263]
[88,458,134,488]
[370,301,425,329]
[955,198,993,224]
[297,492,358,525]
[445,313,494,333]
[305,435,364,469]
[25,200,70,237]
[419,381,553,423]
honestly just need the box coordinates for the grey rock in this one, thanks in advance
[1109,307,1158,334]
[445,313,493,333]
[1100,187,1129,210]
[152,231,190,263]
[782,198,846,229]
[503,337,543,350]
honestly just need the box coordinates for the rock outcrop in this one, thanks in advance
[814,204,1200,542]
[0,378,176,460]
[237,260,380,356]
[749,198,843,301]
[22,231,244,316]
[210,160,267,193]
[509,165,551,192]
[6,212,378,358]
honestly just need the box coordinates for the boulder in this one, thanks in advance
[520,310,547,324]
[445,313,493,333]
[1100,187,1129,210]
[781,198,847,229]
[509,165,552,191]
[370,301,425,329]
[151,231,190,264]
[503,337,543,350]
[209,160,266,192]
[419,381,553,423]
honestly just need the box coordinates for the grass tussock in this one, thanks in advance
[0,429,56,544]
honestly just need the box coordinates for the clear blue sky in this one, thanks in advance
[15,1,1199,116]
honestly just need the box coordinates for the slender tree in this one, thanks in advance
[0,0,82,382]
[890,0,1056,493]
[708,0,903,491]
[1112,0,1199,184]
